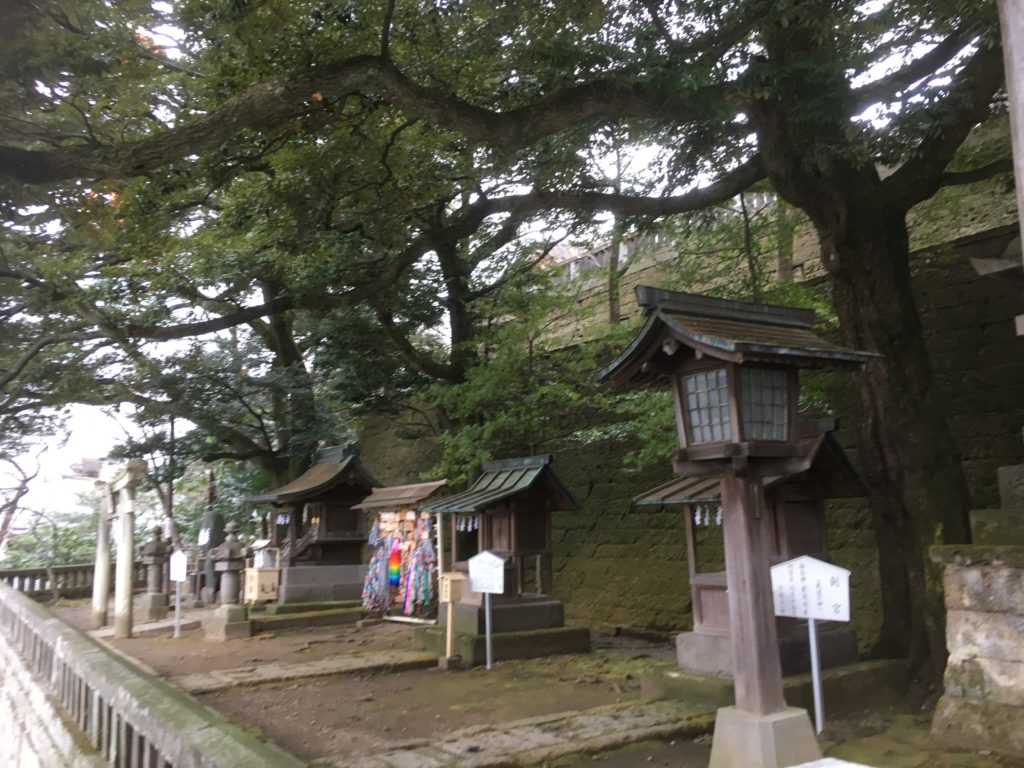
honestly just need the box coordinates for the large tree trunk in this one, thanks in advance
[749,6,974,682]
[827,209,972,685]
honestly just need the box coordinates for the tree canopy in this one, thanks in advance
[0,0,1014,681]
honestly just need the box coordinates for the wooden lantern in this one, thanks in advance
[600,286,876,767]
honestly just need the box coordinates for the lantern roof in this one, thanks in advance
[632,428,865,506]
[249,444,378,504]
[598,286,878,386]
[423,455,580,514]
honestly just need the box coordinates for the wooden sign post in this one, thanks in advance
[468,550,505,669]
[169,549,188,639]
[440,571,466,666]
[772,556,852,734]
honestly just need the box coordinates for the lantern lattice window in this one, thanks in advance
[740,368,789,440]
[683,368,732,443]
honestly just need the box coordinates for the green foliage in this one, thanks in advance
[425,269,612,485]
[168,460,270,546]
[2,502,99,569]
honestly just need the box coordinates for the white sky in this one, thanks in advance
[4,406,132,530]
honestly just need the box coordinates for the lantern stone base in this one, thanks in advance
[138,592,169,622]
[708,706,821,768]
[641,659,908,715]
[676,624,858,678]
[203,604,252,642]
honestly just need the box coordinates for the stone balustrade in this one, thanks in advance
[930,545,1024,758]
[0,580,302,767]
[0,562,145,599]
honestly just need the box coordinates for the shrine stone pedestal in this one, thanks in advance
[416,594,590,665]
[205,604,252,641]
[709,706,822,768]
[138,592,169,622]
[677,624,858,678]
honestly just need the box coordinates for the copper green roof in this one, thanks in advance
[423,456,580,514]
[599,286,878,386]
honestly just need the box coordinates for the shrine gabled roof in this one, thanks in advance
[249,449,378,504]
[598,286,878,386]
[352,479,449,511]
[423,455,580,514]
[632,431,865,506]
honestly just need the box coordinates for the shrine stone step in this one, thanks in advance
[969,509,1024,545]
[252,599,360,615]
[250,604,363,632]
[998,464,1024,510]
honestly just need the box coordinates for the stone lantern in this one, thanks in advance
[211,521,246,605]
[600,286,876,768]
[138,525,170,621]
[204,521,252,641]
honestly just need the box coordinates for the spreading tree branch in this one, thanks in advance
[883,43,1006,208]
[938,157,1014,187]
[851,29,971,112]
[0,56,723,185]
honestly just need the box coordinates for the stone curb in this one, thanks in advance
[313,700,715,768]
[89,617,202,639]
[172,649,438,693]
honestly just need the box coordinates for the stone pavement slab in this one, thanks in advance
[172,648,437,692]
[797,761,874,767]
[315,700,715,768]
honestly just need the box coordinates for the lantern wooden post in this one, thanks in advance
[719,472,786,715]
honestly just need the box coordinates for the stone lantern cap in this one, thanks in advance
[140,524,170,563]
[211,521,246,570]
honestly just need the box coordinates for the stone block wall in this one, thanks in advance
[911,227,1024,509]
[930,548,1024,757]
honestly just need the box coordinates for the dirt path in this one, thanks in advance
[200,653,654,761]
[52,599,417,677]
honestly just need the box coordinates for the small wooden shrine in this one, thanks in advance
[352,479,448,619]
[415,456,591,663]
[249,445,377,603]
[634,422,865,676]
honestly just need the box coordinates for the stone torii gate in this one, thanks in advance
[89,459,147,638]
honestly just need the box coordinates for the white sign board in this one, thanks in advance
[169,550,189,583]
[468,550,505,594]
[197,527,210,546]
[771,555,850,622]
